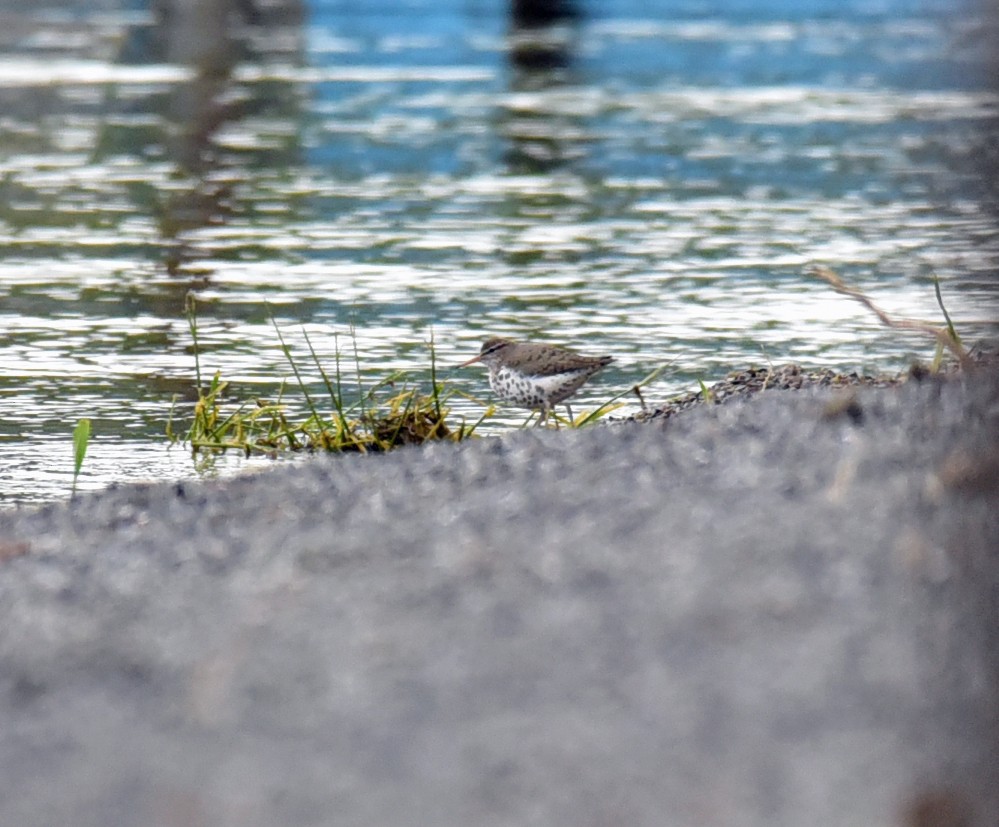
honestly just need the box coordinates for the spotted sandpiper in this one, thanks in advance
[459,337,614,425]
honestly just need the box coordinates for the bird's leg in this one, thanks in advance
[565,404,574,424]
[536,407,548,427]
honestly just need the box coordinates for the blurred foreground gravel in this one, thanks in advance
[1,368,997,827]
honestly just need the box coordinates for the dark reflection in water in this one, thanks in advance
[113,0,306,277]
[504,0,585,175]
[510,0,579,71]
[512,0,579,28]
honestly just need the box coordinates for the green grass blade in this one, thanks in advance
[268,307,322,424]
[71,418,91,493]
[302,325,344,420]
[349,321,368,419]
[461,404,496,438]
[572,402,626,428]
[932,274,961,345]
[428,327,443,423]
[574,363,671,428]
[332,330,345,418]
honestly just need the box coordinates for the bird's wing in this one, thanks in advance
[520,349,613,377]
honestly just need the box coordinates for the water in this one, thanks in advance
[1,0,998,505]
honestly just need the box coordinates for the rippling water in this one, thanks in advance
[1,0,998,504]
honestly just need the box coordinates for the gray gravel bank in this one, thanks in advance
[1,369,997,827]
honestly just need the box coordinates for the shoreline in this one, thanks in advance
[0,359,996,826]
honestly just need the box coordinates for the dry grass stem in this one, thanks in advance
[808,265,970,371]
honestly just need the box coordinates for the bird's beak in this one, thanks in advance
[456,354,483,368]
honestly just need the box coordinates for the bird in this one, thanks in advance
[459,337,614,425]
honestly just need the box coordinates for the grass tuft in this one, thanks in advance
[170,306,483,456]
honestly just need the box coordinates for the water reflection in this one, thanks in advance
[125,0,305,277]
[504,0,583,173]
